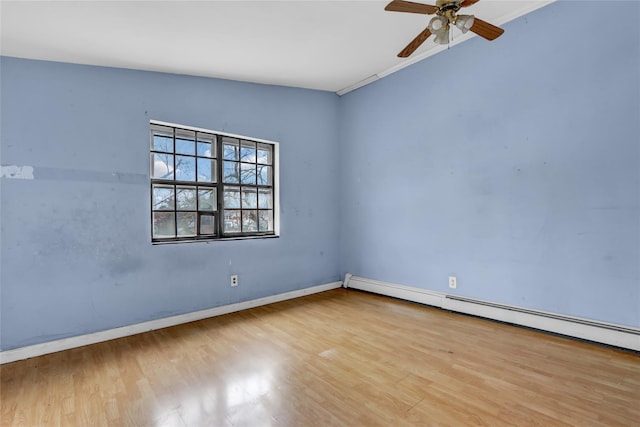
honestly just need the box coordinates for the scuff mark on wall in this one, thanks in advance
[1,165,34,179]
[35,167,147,184]
[1,165,147,184]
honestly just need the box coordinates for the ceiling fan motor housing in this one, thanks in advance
[436,0,462,13]
[436,1,463,23]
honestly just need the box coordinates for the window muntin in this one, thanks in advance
[150,122,277,242]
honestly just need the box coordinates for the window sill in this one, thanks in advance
[151,234,279,245]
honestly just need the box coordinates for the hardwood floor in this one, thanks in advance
[1,289,639,426]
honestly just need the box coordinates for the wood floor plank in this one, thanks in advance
[1,289,639,426]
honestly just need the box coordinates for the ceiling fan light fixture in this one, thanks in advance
[455,14,475,33]
[433,28,450,45]
[427,15,448,33]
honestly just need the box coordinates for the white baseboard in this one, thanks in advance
[344,274,640,351]
[0,281,342,364]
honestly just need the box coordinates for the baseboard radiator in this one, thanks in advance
[343,274,640,351]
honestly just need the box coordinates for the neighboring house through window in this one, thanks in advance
[150,121,279,242]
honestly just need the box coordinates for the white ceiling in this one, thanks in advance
[0,0,553,94]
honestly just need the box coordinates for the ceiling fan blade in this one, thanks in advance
[469,18,505,40]
[398,27,432,58]
[385,1,438,15]
[460,0,480,7]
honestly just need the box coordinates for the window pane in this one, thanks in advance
[242,210,258,232]
[224,210,241,233]
[198,188,216,211]
[152,127,173,152]
[257,143,272,164]
[197,142,212,158]
[176,187,197,211]
[153,185,174,210]
[240,163,256,185]
[258,189,272,209]
[197,134,216,157]
[197,158,215,183]
[199,214,216,235]
[175,129,196,155]
[151,153,174,180]
[257,165,272,186]
[224,186,240,208]
[175,156,196,181]
[177,212,196,237]
[223,138,239,160]
[259,210,274,232]
[153,212,175,238]
[223,161,239,183]
[240,140,256,162]
[241,188,257,208]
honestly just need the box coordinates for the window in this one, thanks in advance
[150,121,278,242]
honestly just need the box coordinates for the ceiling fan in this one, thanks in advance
[385,0,505,58]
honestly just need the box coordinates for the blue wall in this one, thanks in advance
[2,1,639,351]
[339,0,639,327]
[0,59,341,350]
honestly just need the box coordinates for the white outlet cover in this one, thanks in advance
[448,276,457,289]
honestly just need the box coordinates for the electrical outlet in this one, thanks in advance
[448,276,457,289]
[230,275,238,287]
